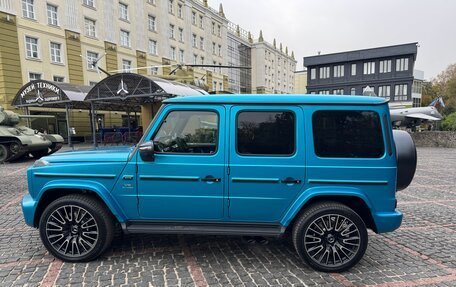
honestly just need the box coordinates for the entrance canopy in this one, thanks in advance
[84,73,208,111]
[12,80,91,109]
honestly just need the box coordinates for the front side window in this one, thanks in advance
[22,0,35,19]
[313,110,384,158]
[25,36,39,59]
[237,111,295,156]
[153,111,218,154]
[47,4,58,26]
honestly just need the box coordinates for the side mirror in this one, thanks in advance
[138,141,155,161]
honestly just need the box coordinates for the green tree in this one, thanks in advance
[431,63,456,114]
[441,112,456,131]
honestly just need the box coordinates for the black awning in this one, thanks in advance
[12,80,91,109]
[84,73,208,108]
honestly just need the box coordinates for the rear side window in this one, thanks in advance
[312,110,384,158]
[237,111,295,155]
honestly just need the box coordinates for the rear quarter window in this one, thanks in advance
[312,110,385,158]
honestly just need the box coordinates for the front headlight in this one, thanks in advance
[33,159,50,167]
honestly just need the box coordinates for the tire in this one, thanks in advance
[39,194,115,262]
[292,201,368,272]
[0,144,11,163]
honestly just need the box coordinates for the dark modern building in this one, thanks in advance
[303,43,423,106]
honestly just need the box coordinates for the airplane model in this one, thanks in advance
[390,97,444,129]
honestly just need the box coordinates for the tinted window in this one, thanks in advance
[313,111,384,158]
[153,110,218,154]
[237,111,295,155]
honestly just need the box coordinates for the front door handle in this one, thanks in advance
[281,177,301,184]
[201,175,221,183]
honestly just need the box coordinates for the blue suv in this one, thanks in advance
[22,95,416,272]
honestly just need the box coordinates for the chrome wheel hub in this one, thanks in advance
[45,205,99,257]
[304,214,361,267]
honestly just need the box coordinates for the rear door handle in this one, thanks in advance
[281,177,301,184]
[201,175,221,183]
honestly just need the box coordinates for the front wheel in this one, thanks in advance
[292,202,368,272]
[39,194,115,262]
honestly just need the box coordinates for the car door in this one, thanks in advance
[137,104,225,220]
[228,105,306,222]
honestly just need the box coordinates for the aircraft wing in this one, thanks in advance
[405,113,441,121]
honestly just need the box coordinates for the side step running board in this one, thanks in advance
[123,221,285,236]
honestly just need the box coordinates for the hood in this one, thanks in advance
[43,146,134,163]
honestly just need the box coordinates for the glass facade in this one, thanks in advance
[227,35,251,94]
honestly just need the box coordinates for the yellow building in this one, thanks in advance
[294,70,307,94]
[0,0,297,140]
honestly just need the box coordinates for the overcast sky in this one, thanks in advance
[211,0,456,80]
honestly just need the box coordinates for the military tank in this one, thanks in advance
[0,106,64,163]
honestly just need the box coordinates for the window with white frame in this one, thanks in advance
[217,25,221,37]
[119,3,128,20]
[50,42,62,63]
[178,28,184,42]
[333,65,344,77]
[394,84,408,101]
[168,0,174,14]
[25,36,39,59]
[363,61,375,74]
[191,11,196,25]
[179,49,184,63]
[310,68,316,80]
[148,39,157,55]
[351,64,356,76]
[192,34,197,47]
[120,30,130,47]
[147,0,155,5]
[83,0,95,7]
[218,44,222,56]
[199,15,204,29]
[148,15,156,32]
[396,58,409,71]
[53,76,64,82]
[150,67,158,75]
[169,46,176,60]
[84,18,96,37]
[212,22,215,34]
[122,59,131,72]
[318,90,330,94]
[47,4,58,26]
[379,60,391,73]
[29,72,41,81]
[350,88,356,95]
[22,0,35,19]
[319,66,330,79]
[86,51,98,69]
[177,4,183,18]
[193,54,198,64]
[169,24,174,39]
[199,37,204,50]
[332,89,344,95]
[212,42,216,55]
[378,85,391,98]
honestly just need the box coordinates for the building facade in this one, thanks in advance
[303,43,421,107]
[0,0,297,138]
[293,70,307,94]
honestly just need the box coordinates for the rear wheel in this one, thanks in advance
[292,201,368,272]
[39,194,115,262]
[0,144,11,163]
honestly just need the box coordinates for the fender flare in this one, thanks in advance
[36,179,127,223]
[280,186,374,227]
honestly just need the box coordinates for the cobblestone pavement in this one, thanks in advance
[0,147,455,286]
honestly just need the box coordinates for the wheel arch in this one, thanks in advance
[281,188,377,233]
[34,183,126,227]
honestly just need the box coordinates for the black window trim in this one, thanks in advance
[311,109,386,159]
[150,108,221,156]
[235,109,297,157]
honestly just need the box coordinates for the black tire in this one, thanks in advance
[0,144,11,163]
[39,194,115,262]
[292,201,368,272]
